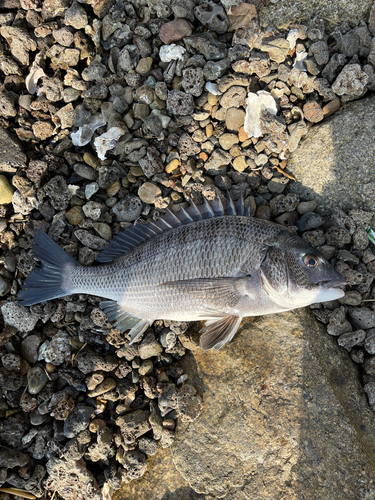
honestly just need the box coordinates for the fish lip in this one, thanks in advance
[320,278,347,288]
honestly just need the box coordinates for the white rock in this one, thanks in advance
[159,44,186,62]
[205,82,222,95]
[71,113,106,147]
[287,28,299,50]
[85,182,99,199]
[94,127,125,160]
[243,90,277,138]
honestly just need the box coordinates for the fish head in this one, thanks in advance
[259,232,346,309]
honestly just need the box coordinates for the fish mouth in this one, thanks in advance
[319,278,347,289]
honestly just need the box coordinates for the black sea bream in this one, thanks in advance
[18,194,346,350]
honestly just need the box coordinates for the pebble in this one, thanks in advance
[303,101,324,123]
[0,174,14,204]
[139,360,154,376]
[27,366,49,395]
[74,230,108,251]
[232,156,248,172]
[159,19,192,44]
[1,303,39,333]
[219,133,239,151]
[138,182,162,204]
[88,378,116,397]
[111,195,143,222]
[66,206,85,225]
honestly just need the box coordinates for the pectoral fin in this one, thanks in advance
[200,315,242,351]
[99,300,150,343]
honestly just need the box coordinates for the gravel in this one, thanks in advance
[1,1,375,498]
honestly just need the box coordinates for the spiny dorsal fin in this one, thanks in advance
[96,191,251,263]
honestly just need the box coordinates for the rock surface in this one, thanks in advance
[171,309,375,498]
[288,95,375,215]
[258,0,373,29]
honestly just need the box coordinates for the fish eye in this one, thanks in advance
[303,254,319,268]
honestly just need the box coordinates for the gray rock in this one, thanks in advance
[138,437,159,456]
[73,164,97,181]
[63,404,93,438]
[0,446,29,469]
[0,126,27,173]
[288,95,375,215]
[337,330,366,351]
[332,64,368,102]
[111,195,142,222]
[74,230,108,251]
[172,309,375,498]
[166,90,194,116]
[27,366,49,395]
[139,332,163,359]
[1,302,39,332]
[310,40,329,66]
[349,307,375,329]
[64,1,88,29]
[75,348,118,374]
[116,409,151,445]
[21,334,41,363]
[203,58,232,81]
[181,68,204,97]
[184,35,227,61]
[258,0,372,30]
[336,32,360,57]
[44,175,72,210]
[322,53,347,83]
[194,0,229,34]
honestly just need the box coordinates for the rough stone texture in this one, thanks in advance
[288,95,375,215]
[0,126,27,172]
[172,309,375,498]
[258,0,373,30]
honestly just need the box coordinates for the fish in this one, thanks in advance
[18,194,346,351]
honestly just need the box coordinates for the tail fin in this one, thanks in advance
[18,229,76,306]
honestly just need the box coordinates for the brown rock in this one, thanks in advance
[303,101,324,123]
[172,309,375,498]
[32,121,54,140]
[323,97,340,117]
[136,57,153,76]
[0,27,37,66]
[238,125,249,142]
[225,107,245,132]
[254,205,271,220]
[0,127,27,173]
[66,206,84,225]
[159,19,192,44]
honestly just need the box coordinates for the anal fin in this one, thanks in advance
[100,300,150,343]
[200,315,242,351]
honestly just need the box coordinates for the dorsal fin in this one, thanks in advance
[96,192,252,263]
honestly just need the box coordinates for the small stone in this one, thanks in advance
[2,302,38,332]
[53,27,74,47]
[232,156,247,172]
[181,68,205,97]
[136,57,153,76]
[267,178,287,193]
[177,384,203,422]
[139,146,164,177]
[44,175,72,210]
[139,359,154,376]
[0,175,14,204]
[166,90,194,115]
[139,332,163,359]
[310,41,329,66]
[73,163,97,180]
[225,108,245,132]
[303,101,324,123]
[349,307,375,330]
[337,330,366,352]
[260,38,290,64]
[332,64,368,102]
[111,195,142,222]
[2,353,21,372]
[66,206,85,225]
[0,27,37,66]
[39,331,71,365]
[64,1,88,29]
[336,32,360,58]
[74,230,107,251]
[203,58,231,80]
[32,121,54,140]
[238,126,249,142]
[88,378,116,397]
[325,227,351,248]
[138,182,162,204]
[159,19,192,44]
[165,159,179,173]
[63,404,93,438]
[27,366,49,395]
[116,410,151,445]
[83,201,102,220]
[194,0,229,34]
[20,335,41,363]
[0,90,16,118]
[138,437,159,456]
[219,133,239,150]
[323,98,340,117]
[365,331,375,354]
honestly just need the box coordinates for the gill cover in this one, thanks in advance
[259,244,293,309]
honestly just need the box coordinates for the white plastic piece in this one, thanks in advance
[71,113,107,147]
[159,44,186,62]
[205,82,222,95]
[287,28,299,50]
[26,63,46,95]
[243,90,277,138]
[94,127,125,160]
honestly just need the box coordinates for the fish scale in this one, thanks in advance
[18,195,346,350]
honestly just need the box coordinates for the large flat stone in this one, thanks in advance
[257,0,372,29]
[287,95,375,215]
[172,309,375,498]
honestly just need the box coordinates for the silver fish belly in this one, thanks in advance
[18,195,346,350]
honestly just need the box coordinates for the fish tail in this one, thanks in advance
[18,229,77,306]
